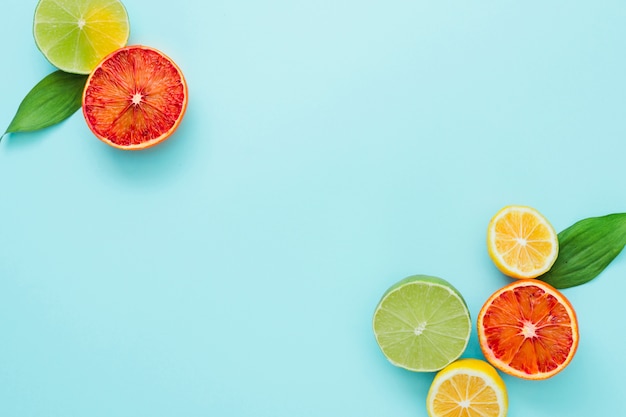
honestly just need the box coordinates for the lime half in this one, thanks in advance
[372,275,471,372]
[33,0,130,74]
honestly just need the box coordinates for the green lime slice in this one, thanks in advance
[33,0,130,74]
[372,275,471,372]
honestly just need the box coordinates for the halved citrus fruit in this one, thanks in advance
[372,275,472,372]
[426,358,508,417]
[82,45,188,150]
[477,280,579,380]
[34,0,130,74]
[487,205,559,279]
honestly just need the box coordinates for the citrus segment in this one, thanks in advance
[82,45,188,150]
[426,358,508,417]
[477,280,579,380]
[487,205,558,279]
[34,0,130,74]
[372,275,471,372]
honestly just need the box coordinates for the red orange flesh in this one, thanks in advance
[477,280,578,380]
[82,45,188,150]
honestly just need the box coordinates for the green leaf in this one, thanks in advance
[539,213,626,289]
[2,70,88,139]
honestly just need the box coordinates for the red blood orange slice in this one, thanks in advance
[82,45,188,150]
[477,280,579,380]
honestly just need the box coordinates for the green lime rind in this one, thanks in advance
[33,0,130,74]
[372,275,471,372]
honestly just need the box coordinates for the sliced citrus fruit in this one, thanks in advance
[487,205,559,279]
[426,358,508,417]
[82,45,188,150]
[372,275,471,372]
[33,0,130,74]
[477,280,579,380]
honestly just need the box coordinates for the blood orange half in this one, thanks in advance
[82,45,188,150]
[477,280,579,380]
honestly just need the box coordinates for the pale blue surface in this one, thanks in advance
[1,1,626,415]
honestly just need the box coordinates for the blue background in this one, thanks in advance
[1,1,625,415]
